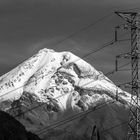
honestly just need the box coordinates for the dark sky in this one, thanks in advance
[0,0,140,86]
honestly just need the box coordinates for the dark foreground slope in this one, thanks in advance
[37,102,129,140]
[0,111,41,140]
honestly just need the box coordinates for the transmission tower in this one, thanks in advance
[115,11,140,140]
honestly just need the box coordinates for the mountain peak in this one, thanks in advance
[0,48,132,106]
[0,48,135,140]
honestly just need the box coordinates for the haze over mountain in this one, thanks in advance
[0,48,134,140]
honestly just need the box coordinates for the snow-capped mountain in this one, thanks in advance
[0,48,133,140]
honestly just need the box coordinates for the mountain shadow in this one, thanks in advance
[0,110,41,140]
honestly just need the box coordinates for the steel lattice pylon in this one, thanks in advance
[115,11,140,140]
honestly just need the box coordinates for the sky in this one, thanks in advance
[0,0,140,88]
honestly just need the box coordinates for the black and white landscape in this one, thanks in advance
[0,1,140,140]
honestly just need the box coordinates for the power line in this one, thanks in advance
[105,61,131,76]
[36,95,130,136]
[38,115,128,138]
[101,121,128,134]
[36,98,129,137]
[65,30,130,62]
[14,92,69,118]
[50,7,139,47]
[39,117,128,139]
[51,13,113,46]
[36,100,116,136]
[117,66,140,72]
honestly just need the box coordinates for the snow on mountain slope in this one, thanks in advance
[0,48,131,105]
[0,49,51,100]
[0,48,134,140]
